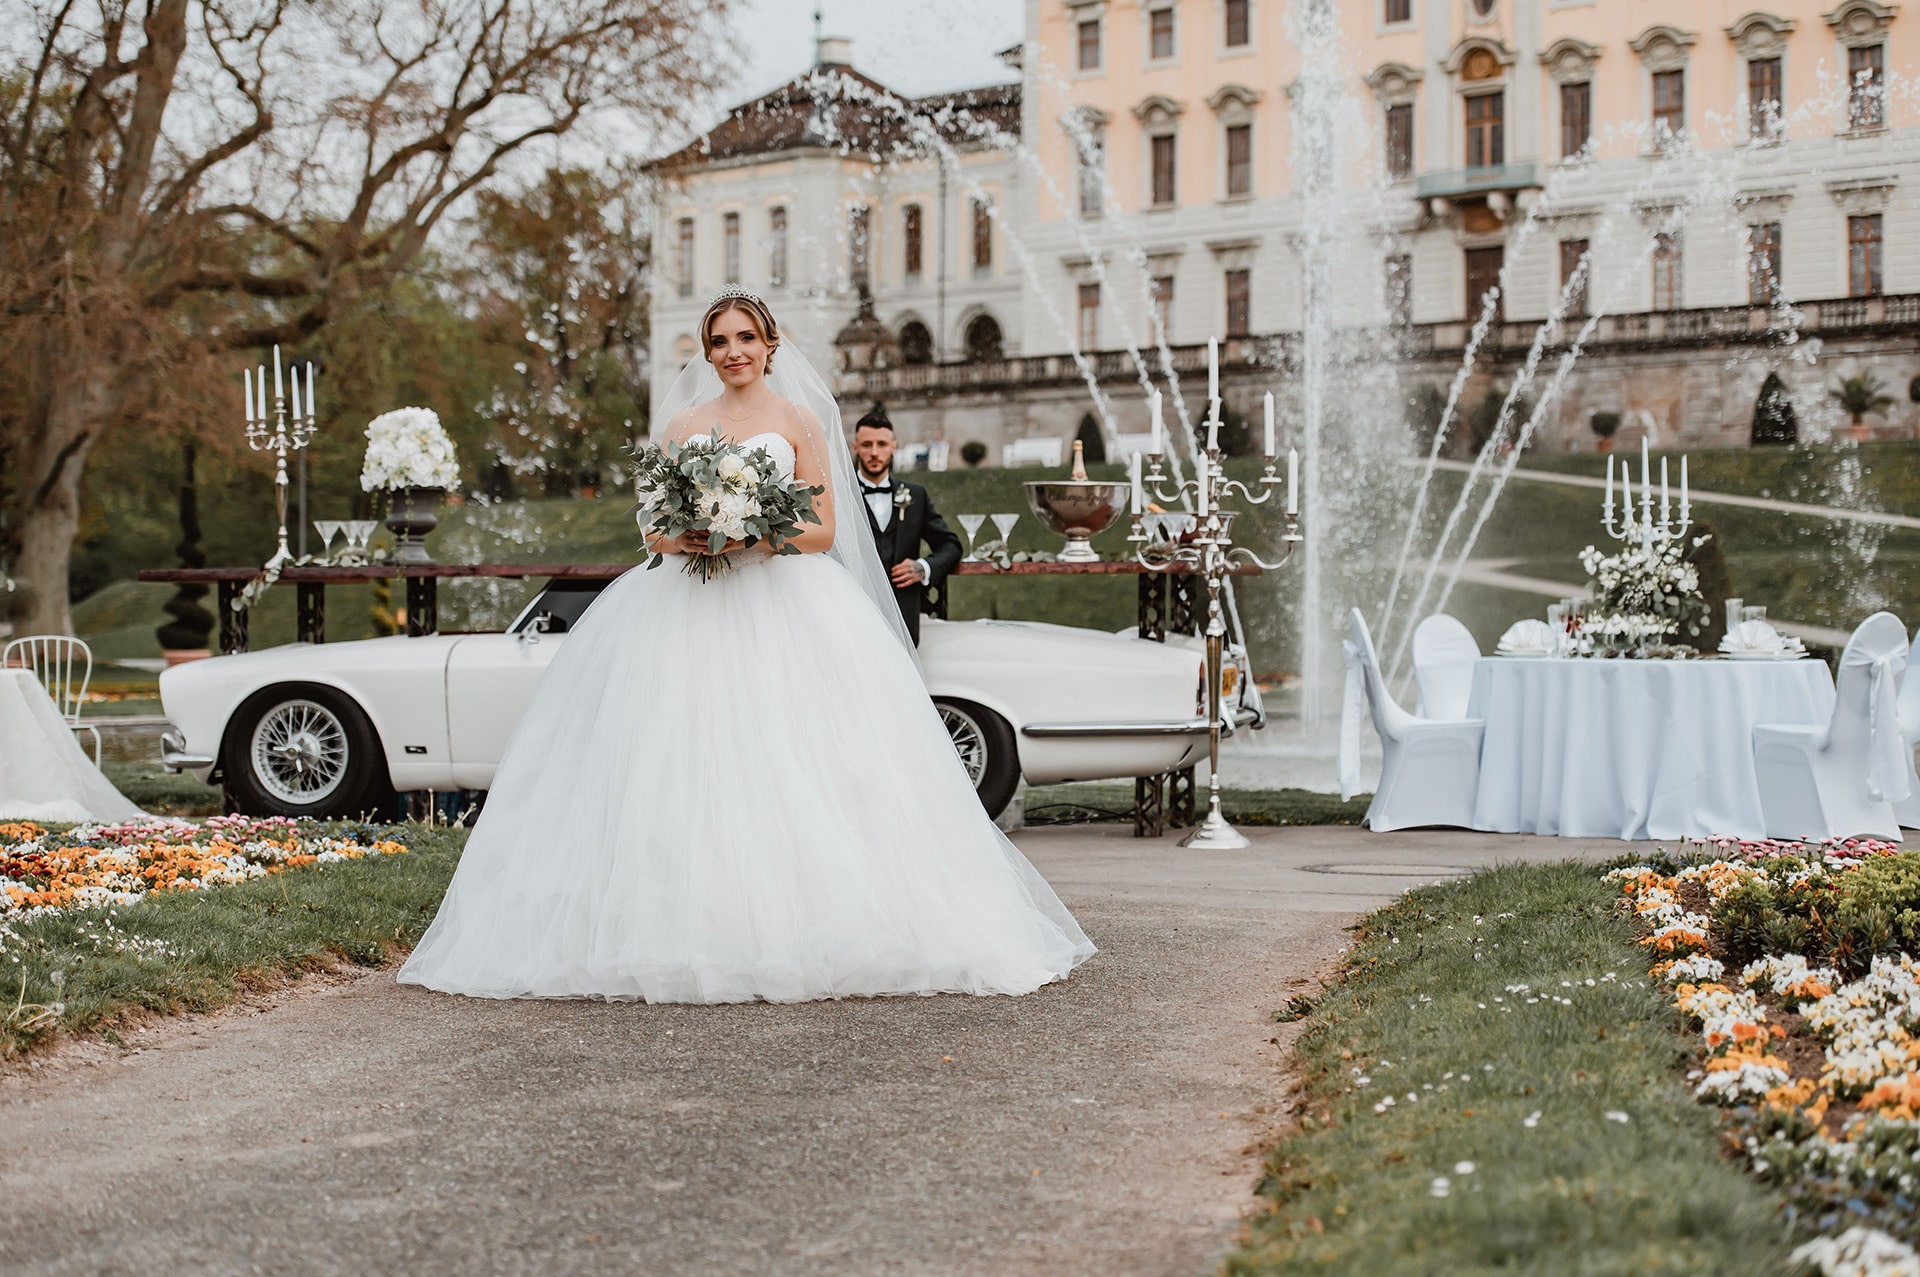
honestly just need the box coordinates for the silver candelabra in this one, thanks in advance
[244,346,319,569]
[1127,345,1302,850]
[1603,435,1690,552]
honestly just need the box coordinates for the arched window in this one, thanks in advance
[1075,414,1107,464]
[1751,372,1798,445]
[898,320,934,365]
[963,314,1004,362]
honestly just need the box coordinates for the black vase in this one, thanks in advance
[384,486,444,564]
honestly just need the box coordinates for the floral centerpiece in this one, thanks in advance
[631,431,821,582]
[361,407,458,564]
[1577,534,1709,655]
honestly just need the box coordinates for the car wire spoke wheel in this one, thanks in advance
[250,699,350,804]
[940,704,990,787]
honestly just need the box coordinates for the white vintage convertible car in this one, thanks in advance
[159,577,1263,820]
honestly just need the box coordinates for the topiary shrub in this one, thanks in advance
[959,440,988,468]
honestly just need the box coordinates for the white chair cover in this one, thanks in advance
[1413,614,1480,720]
[1838,613,1912,804]
[1341,609,1485,831]
[1899,627,1920,829]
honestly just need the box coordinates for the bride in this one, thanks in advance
[397,289,1095,1003]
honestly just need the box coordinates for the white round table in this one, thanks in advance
[1467,655,1835,841]
[0,668,144,823]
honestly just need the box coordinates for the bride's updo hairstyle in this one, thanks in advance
[701,287,781,376]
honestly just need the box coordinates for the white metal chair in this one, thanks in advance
[1342,609,1486,832]
[1753,612,1907,842]
[1895,626,1920,830]
[1412,613,1481,721]
[2,635,102,765]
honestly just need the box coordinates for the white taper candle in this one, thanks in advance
[273,345,283,400]
[1660,457,1670,524]
[1680,454,1689,522]
[1603,453,1614,522]
[1263,392,1275,458]
[1287,448,1299,515]
[1129,450,1143,515]
[1208,336,1218,401]
[290,365,301,420]
[244,368,254,424]
[306,363,316,422]
[1151,390,1164,455]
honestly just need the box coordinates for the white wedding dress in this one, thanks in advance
[398,430,1094,1003]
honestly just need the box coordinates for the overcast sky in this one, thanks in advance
[726,0,1025,104]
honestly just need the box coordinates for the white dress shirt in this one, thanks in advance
[860,476,930,585]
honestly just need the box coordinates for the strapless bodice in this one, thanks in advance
[726,430,796,478]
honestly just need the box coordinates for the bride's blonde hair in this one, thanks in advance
[701,289,781,375]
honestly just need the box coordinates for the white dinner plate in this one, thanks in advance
[1496,648,1551,659]
[1722,649,1792,660]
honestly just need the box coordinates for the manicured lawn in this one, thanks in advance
[104,760,222,817]
[3,824,465,1058]
[1227,862,1798,1275]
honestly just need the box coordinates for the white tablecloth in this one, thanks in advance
[1468,656,1835,840]
[0,669,144,823]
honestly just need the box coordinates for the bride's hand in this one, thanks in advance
[670,530,742,554]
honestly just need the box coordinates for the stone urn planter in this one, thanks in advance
[384,486,444,564]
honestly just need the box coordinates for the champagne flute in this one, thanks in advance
[990,512,1019,553]
[958,513,986,563]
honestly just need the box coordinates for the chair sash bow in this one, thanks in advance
[1843,644,1912,804]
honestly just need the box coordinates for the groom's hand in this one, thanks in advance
[889,560,924,587]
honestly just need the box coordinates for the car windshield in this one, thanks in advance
[508,580,609,634]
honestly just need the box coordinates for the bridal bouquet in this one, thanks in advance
[631,431,821,581]
[1578,535,1710,652]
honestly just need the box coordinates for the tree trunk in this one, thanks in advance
[16,342,107,638]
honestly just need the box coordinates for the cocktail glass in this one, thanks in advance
[313,520,343,564]
[958,514,986,562]
[990,512,1019,550]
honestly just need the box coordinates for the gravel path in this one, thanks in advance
[0,824,1627,1276]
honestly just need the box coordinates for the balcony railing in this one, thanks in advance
[1413,162,1542,201]
[833,294,1920,398]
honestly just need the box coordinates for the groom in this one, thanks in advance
[853,407,962,645]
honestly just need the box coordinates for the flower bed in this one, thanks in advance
[1609,839,1920,1273]
[1,817,408,940]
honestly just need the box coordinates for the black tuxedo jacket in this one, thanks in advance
[859,478,963,645]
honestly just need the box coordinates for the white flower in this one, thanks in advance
[361,407,459,491]
[716,454,746,483]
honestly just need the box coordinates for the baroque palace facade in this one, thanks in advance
[650,2,1920,464]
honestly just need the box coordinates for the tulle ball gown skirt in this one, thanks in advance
[397,550,1095,1003]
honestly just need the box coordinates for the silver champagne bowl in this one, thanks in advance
[1023,479,1128,562]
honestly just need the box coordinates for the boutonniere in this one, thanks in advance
[892,485,913,512]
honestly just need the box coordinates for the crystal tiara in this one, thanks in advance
[706,285,767,309]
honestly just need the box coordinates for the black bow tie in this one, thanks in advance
[861,480,894,493]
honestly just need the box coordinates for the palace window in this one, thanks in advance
[1849,214,1883,297]
[1151,275,1174,337]
[1652,70,1685,147]
[1078,282,1100,351]
[971,196,993,270]
[1078,134,1105,217]
[903,203,923,277]
[1385,103,1413,179]
[1149,7,1175,59]
[1559,239,1590,318]
[1560,82,1591,158]
[1747,222,1782,305]
[1465,91,1503,168]
[768,207,787,288]
[1748,57,1783,139]
[1651,232,1681,311]
[1225,0,1250,47]
[1225,268,1251,337]
[1849,44,1885,130]
[1151,133,1177,206]
[1077,17,1101,71]
[847,204,870,287]
[676,217,694,297]
[1464,246,1503,324]
[722,211,740,285]
[1385,254,1412,327]
[1384,0,1411,22]
[1225,123,1252,197]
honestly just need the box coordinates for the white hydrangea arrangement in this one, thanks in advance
[360,407,459,492]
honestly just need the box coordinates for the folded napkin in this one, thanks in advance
[1720,619,1785,654]
[1497,619,1558,653]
